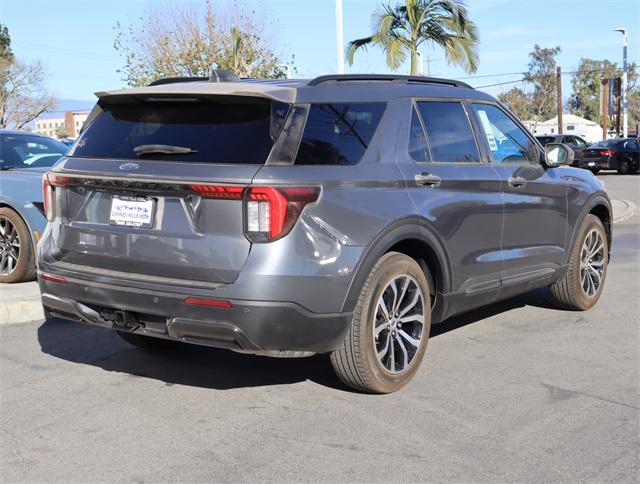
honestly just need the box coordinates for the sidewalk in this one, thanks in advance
[1,199,637,326]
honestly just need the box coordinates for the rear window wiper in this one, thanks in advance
[133,144,199,157]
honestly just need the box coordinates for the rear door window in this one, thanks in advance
[471,103,538,164]
[295,103,386,165]
[70,98,286,164]
[416,101,479,163]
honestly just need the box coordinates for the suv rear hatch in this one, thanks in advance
[46,94,291,285]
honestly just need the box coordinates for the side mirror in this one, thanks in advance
[545,143,574,167]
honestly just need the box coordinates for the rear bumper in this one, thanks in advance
[39,272,352,355]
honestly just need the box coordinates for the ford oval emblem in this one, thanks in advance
[119,163,139,171]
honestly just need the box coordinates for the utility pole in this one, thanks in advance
[614,28,628,137]
[335,0,344,74]
[556,66,563,134]
[602,78,609,140]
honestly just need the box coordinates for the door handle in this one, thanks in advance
[507,176,527,188]
[415,173,441,187]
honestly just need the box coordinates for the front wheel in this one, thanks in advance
[549,214,608,310]
[331,252,431,393]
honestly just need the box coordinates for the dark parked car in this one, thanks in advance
[38,73,611,393]
[580,138,640,174]
[0,130,68,283]
[536,134,589,167]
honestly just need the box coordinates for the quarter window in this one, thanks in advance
[295,103,386,165]
[472,103,538,164]
[408,106,429,162]
[416,101,479,163]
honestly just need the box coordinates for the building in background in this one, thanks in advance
[531,114,603,143]
[33,110,90,139]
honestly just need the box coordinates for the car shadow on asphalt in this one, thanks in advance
[37,287,554,392]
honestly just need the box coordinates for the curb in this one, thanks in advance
[0,297,44,325]
[612,199,638,224]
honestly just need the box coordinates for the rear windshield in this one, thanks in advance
[70,98,289,164]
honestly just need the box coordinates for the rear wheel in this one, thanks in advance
[549,214,608,310]
[0,208,36,284]
[590,168,600,175]
[331,252,431,393]
[617,160,631,175]
[117,331,180,351]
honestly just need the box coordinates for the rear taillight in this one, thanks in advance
[600,150,615,156]
[42,173,70,221]
[244,186,320,242]
[188,185,244,199]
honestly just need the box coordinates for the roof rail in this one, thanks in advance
[148,76,209,86]
[307,74,473,89]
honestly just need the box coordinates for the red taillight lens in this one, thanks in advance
[244,186,320,242]
[600,150,615,156]
[183,297,233,308]
[188,184,244,199]
[42,173,71,221]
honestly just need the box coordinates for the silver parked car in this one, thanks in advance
[38,73,611,393]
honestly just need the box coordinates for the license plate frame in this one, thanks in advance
[109,195,156,228]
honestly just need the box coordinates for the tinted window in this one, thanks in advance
[71,98,286,164]
[573,136,588,147]
[408,107,429,162]
[536,136,555,146]
[416,102,479,163]
[295,103,386,165]
[590,140,620,148]
[0,134,67,169]
[472,103,537,164]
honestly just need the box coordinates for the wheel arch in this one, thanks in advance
[341,216,452,323]
[568,195,612,263]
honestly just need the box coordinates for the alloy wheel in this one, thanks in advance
[0,216,21,275]
[580,229,605,297]
[373,275,425,373]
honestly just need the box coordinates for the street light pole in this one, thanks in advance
[335,0,344,74]
[614,27,628,138]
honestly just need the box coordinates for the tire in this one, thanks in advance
[549,214,608,311]
[117,331,180,351]
[0,208,36,284]
[330,252,431,393]
[590,168,600,175]
[617,160,631,175]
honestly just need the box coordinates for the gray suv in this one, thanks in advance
[38,73,611,393]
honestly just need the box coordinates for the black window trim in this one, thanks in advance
[408,97,484,165]
[469,100,543,166]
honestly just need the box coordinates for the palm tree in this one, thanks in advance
[346,0,479,76]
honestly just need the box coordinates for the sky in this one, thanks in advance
[2,0,639,109]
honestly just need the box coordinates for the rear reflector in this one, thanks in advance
[40,273,66,284]
[183,297,233,308]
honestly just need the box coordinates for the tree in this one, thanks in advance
[0,24,13,62]
[569,57,639,128]
[0,25,55,129]
[113,1,289,86]
[523,44,561,122]
[55,126,69,140]
[498,87,532,120]
[346,0,479,75]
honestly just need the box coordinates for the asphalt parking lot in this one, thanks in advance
[1,174,638,482]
